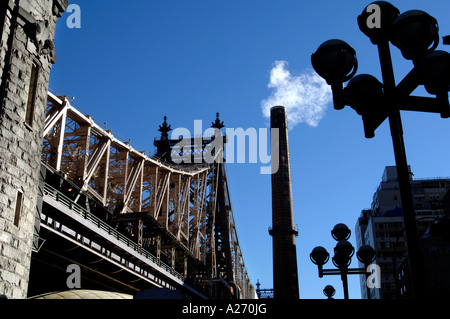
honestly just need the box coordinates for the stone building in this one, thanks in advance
[0,0,67,299]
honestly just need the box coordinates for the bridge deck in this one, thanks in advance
[32,182,206,298]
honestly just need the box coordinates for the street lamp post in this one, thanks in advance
[311,1,450,299]
[310,224,376,299]
[323,285,336,299]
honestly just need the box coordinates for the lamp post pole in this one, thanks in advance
[377,40,426,299]
[311,1,450,299]
[341,270,349,300]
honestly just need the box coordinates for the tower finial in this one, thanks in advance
[211,112,224,129]
[155,116,173,161]
[158,116,172,140]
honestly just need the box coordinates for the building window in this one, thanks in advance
[14,190,23,227]
[25,62,39,127]
[445,246,450,255]
[428,246,439,255]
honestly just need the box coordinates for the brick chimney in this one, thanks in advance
[269,106,299,299]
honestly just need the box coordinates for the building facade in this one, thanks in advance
[397,218,450,299]
[0,0,67,299]
[355,166,450,299]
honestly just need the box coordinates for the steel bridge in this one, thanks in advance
[28,91,255,299]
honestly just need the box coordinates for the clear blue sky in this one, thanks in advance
[50,0,450,299]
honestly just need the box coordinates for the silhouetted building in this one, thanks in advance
[355,166,450,299]
[398,218,450,299]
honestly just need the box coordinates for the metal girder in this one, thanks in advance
[42,91,255,299]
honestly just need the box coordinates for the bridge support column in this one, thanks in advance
[156,236,161,260]
[137,219,143,254]
[170,247,176,273]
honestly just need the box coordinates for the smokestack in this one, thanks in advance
[269,106,299,299]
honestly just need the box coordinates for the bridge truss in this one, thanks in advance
[35,92,254,299]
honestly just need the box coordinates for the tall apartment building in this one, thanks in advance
[355,166,450,299]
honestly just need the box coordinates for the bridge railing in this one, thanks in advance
[43,183,184,281]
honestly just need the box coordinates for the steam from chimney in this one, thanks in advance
[261,61,332,129]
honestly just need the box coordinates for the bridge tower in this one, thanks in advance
[0,0,67,298]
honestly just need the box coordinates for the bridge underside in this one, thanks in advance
[30,225,164,297]
[28,165,223,299]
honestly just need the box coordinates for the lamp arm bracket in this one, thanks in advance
[396,96,446,114]
[393,68,420,98]
[322,267,368,276]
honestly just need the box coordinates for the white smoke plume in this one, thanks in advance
[261,61,332,129]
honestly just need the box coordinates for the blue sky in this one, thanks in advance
[50,0,450,299]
